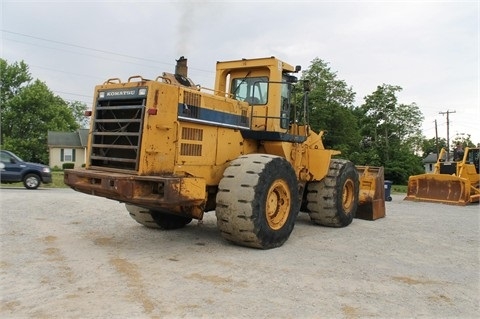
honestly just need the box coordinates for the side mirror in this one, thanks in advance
[285,75,298,83]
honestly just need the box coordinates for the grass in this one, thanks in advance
[391,185,407,193]
[50,171,67,188]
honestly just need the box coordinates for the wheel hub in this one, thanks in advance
[266,180,291,230]
[342,179,355,213]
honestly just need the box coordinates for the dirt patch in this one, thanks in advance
[1,189,478,318]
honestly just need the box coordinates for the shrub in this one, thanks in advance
[62,162,75,169]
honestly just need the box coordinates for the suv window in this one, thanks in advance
[1,151,18,164]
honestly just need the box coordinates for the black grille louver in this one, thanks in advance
[90,95,146,171]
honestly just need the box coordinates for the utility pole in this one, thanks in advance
[439,110,456,161]
[434,119,439,160]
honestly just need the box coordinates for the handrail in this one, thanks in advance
[128,75,147,82]
[155,76,172,84]
[104,78,122,84]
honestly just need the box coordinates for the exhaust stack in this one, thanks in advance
[175,56,188,78]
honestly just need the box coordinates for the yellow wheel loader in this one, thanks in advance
[64,56,385,249]
[405,147,480,205]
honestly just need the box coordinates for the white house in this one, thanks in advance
[47,129,89,168]
[422,153,438,173]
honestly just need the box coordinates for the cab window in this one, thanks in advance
[232,76,268,104]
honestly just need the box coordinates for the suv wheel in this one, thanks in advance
[23,173,41,189]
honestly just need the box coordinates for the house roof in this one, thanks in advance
[423,153,438,163]
[48,129,89,147]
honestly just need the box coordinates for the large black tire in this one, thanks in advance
[151,211,192,230]
[306,159,359,227]
[125,204,192,230]
[126,204,161,228]
[23,173,41,190]
[216,154,300,249]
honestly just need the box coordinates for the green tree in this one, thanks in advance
[357,84,424,184]
[451,133,475,150]
[0,59,32,105]
[68,100,89,128]
[1,59,79,164]
[421,137,447,158]
[300,58,361,157]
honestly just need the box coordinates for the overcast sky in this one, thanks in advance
[1,0,478,145]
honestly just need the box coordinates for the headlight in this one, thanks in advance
[138,88,147,96]
[42,167,51,173]
[99,92,105,98]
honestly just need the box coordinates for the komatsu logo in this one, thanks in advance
[98,87,147,100]
[106,90,136,96]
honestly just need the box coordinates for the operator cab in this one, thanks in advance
[214,57,302,136]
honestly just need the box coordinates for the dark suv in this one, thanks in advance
[0,150,52,189]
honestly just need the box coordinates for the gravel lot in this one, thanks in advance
[0,187,479,318]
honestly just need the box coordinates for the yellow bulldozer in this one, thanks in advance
[64,56,385,249]
[405,147,480,205]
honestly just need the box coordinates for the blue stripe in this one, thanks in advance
[178,104,249,129]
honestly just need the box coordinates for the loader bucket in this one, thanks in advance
[355,166,386,220]
[404,174,475,206]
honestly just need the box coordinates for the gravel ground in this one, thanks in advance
[0,187,479,319]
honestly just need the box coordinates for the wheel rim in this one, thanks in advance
[26,177,39,188]
[342,179,355,213]
[265,180,291,230]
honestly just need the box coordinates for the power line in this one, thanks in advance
[2,30,172,66]
[2,30,213,73]
[30,64,104,81]
[54,90,92,99]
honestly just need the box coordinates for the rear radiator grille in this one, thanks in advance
[90,99,145,171]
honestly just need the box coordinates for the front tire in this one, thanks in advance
[151,211,192,230]
[306,159,359,227]
[216,154,299,249]
[23,173,41,189]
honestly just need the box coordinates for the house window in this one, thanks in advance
[60,149,76,162]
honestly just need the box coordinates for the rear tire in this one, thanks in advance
[126,204,192,229]
[306,159,359,227]
[216,154,299,249]
[23,173,41,190]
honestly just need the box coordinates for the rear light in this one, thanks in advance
[84,110,92,116]
[147,108,157,115]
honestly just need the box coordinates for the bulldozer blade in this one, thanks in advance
[356,166,386,220]
[405,174,472,206]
